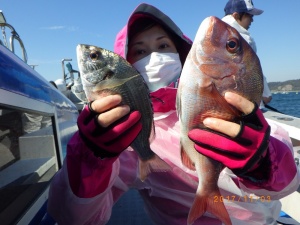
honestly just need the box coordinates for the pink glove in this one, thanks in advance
[77,102,142,158]
[188,104,270,175]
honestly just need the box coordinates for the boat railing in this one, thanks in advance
[0,10,28,63]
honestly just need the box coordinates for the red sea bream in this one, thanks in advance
[176,16,263,225]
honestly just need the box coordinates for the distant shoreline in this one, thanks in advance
[271,91,300,94]
[268,79,300,93]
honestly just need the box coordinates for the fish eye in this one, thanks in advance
[89,51,99,61]
[226,38,240,53]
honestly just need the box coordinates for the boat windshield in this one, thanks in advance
[0,104,58,225]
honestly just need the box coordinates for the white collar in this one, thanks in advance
[222,15,250,36]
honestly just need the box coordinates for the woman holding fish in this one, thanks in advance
[48,3,300,225]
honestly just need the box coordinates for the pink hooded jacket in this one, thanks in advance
[47,3,300,225]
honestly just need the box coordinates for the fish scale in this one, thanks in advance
[177,16,263,225]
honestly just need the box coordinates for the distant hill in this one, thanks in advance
[268,79,300,92]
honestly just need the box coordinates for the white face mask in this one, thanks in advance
[132,52,182,92]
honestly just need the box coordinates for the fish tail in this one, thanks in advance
[138,154,171,182]
[187,191,232,225]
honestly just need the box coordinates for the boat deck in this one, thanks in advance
[106,189,153,225]
[108,188,300,225]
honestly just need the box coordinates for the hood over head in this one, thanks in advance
[114,3,192,65]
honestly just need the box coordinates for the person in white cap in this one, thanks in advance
[222,0,272,108]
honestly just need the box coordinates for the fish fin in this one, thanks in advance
[181,146,195,170]
[149,122,156,143]
[176,88,182,118]
[138,154,171,182]
[187,191,232,225]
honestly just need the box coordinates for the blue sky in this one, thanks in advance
[1,0,300,83]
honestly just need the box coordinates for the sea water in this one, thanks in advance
[267,92,300,118]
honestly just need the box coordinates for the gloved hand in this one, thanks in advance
[188,104,270,175]
[77,101,142,159]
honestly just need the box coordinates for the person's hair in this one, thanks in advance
[236,12,246,20]
[226,12,247,20]
[49,80,58,89]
